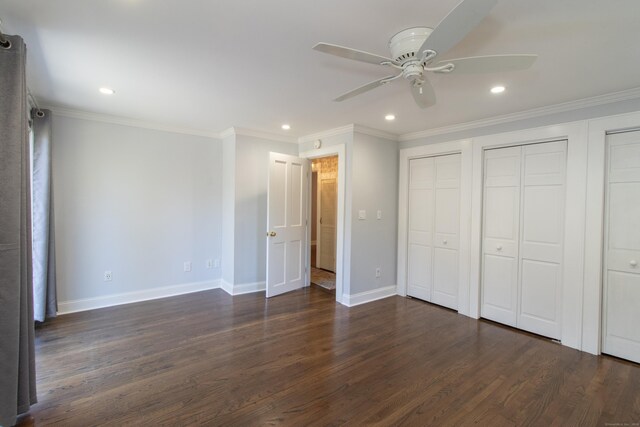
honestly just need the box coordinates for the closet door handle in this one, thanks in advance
[442,239,448,245]
[631,260,638,268]
[496,245,503,251]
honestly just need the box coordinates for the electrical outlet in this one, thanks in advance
[213,258,220,268]
[104,271,112,281]
[375,268,381,278]
[206,259,213,269]
[184,261,192,272]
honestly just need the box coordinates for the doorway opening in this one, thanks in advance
[310,156,338,294]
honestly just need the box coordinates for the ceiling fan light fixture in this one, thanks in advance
[385,114,396,121]
[491,85,506,94]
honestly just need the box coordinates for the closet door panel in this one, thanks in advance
[482,254,518,326]
[407,158,435,300]
[481,147,521,324]
[603,131,640,363]
[432,247,458,309]
[432,154,461,308]
[518,141,566,339]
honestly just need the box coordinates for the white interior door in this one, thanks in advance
[407,154,461,309]
[407,157,435,302]
[603,131,640,363]
[481,141,566,339]
[517,141,566,339]
[481,146,522,327]
[266,153,308,298]
[318,177,337,272]
[432,155,461,310]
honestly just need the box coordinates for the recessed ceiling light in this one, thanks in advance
[385,114,396,121]
[99,87,115,95]
[281,124,291,130]
[490,85,505,94]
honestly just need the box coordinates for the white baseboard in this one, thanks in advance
[58,280,221,314]
[220,280,266,296]
[343,285,397,307]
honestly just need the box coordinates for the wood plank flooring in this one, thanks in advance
[24,288,640,426]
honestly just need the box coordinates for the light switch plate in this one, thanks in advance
[358,210,366,220]
[377,210,382,220]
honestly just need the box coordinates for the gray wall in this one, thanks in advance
[349,132,399,294]
[52,115,222,303]
[222,133,299,285]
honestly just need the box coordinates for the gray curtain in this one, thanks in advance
[0,34,38,427]
[32,109,57,322]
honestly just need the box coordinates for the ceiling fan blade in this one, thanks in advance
[334,75,397,102]
[313,43,395,66]
[410,79,436,109]
[420,0,498,58]
[435,54,537,73]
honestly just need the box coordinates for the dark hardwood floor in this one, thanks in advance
[23,287,640,426]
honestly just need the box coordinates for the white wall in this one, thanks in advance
[52,115,222,311]
[221,133,236,285]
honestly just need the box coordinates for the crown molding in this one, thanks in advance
[218,126,297,144]
[398,87,640,142]
[47,106,219,139]
[353,124,398,141]
[298,124,355,144]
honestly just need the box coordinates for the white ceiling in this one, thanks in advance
[2,0,640,138]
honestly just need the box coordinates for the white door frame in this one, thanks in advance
[470,122,588,350]
[397,139,473,316]
[300,145,346,305]
[584,110,640,355]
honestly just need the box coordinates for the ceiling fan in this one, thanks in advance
[313,0,537,109]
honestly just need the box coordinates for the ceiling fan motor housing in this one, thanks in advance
[388,27,433,64]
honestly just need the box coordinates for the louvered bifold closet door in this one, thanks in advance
[603,131,640,363]
[407,154,461,309]
[481,146,522,327]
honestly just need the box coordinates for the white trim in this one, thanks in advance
[399,87,640,142]
[397,139,473,316]
[48,106,218,139]
[353,124,398,142]
[220,280,266,295]
[344,286,397,307]
[470,121,588,350]
[57,280,221,314]
[300,144,347,305]
[299,125,355,144]
[583,110,640,355]
[222,126,298,144]
[298,124,398,145]
[220,279,234,295]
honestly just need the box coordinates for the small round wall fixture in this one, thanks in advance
[99,87,115,95]
[491,85,505,94]
[314,139,322,149]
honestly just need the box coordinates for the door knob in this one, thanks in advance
[267,231,276,237]
[496,245,503,251]
[442,239,448,245]
[631,260,638,267]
